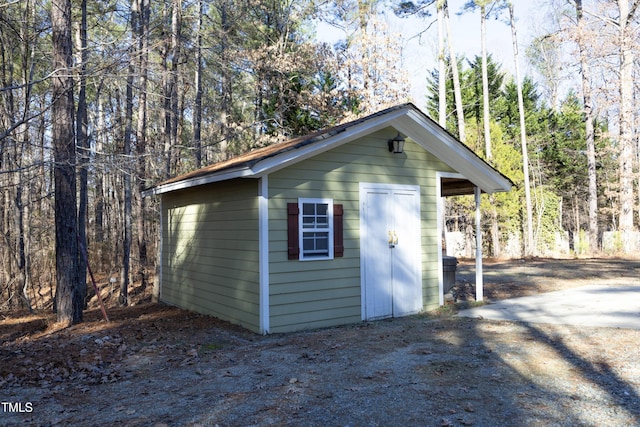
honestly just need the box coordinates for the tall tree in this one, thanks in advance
[443,0,466,141]
[508,1,534,256]
[393,0,463,135]
[135,0,150,272]
[0,3,26,309]
[574,0,599,253]
[161,0,182,176]
[437,0,446,126]
[325,0,409,117]
[462,1,507,158]
[539,93,592,245]
[527,34,563,111]
[51,0,82,324]
[120,21,135,306]
[213,0,235,157]
[75,0,89,308]
[193,0,204,168]
[479,1,492,159]
[614,0,638,251]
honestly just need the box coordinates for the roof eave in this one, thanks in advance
[392,108,513,194]
[144,103,513,196]
[142,166,254,196]
[143,106,410,196]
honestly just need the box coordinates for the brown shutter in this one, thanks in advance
[287,203,300,260]
[333,204,344,258]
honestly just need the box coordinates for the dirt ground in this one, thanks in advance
[1,258,640,426]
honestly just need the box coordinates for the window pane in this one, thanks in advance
[303,203,315,215]
[316,234,328,250]
[302,231,329,256]
[317,203,328,228]
[303,236,315,251]
[317,204,328,215]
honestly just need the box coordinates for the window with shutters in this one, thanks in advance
[299,199,333,260]
[287,200,343,261]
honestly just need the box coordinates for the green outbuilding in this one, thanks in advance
[144,104,512,334]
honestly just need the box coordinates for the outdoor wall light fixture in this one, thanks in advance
[388,132,405,154]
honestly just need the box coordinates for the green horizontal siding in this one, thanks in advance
[161,179,260,332]
[270,307,362,333]
[268,127,455,333]
[158,126,457,333]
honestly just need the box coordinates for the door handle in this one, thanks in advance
[388,231,398,248]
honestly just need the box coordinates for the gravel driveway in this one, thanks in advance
[457,284,640,329]
[2,258,640,426]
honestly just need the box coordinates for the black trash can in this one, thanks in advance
[443,256,457,293]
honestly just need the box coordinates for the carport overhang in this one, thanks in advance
[436,172,493,307]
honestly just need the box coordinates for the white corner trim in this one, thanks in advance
[258,176,270,334]
[359,183,367,320]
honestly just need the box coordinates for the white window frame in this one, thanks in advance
[298,198,334,260]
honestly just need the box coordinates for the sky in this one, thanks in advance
[315,0,552,106]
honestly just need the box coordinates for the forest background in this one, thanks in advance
[1,0,639,322]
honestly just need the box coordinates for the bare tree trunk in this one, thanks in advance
[478,2,499,257]
[95,95,106,244]
[75,0,88,308]
[357,0,374,103]
[219,2,233,158]
[574,0,599,254]
[616,0,637,252]
[437,0,446,127]
[509,2,534,256]
[120,0,137,306]
[16,6,33,308]
[52,0,81,325]
[135,0,150,276]
[480,4,491,159]
[162,0,182,176]
[193,0,204,168]
[170,0,182,172]
[443,0,465,142]
[13,142,27,309]
[574,194,580,250]
[0,6,22,309]
[162,3,172,177]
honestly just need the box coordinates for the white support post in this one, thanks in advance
[258,176,270,334]
[475,186,483,302]
[436,174,445,306]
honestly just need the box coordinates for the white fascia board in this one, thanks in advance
[392,110,512,194]
[143,166,255,196]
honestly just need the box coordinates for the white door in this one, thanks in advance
[360,183,422,320]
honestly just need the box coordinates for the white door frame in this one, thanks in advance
[359,182,422,320]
